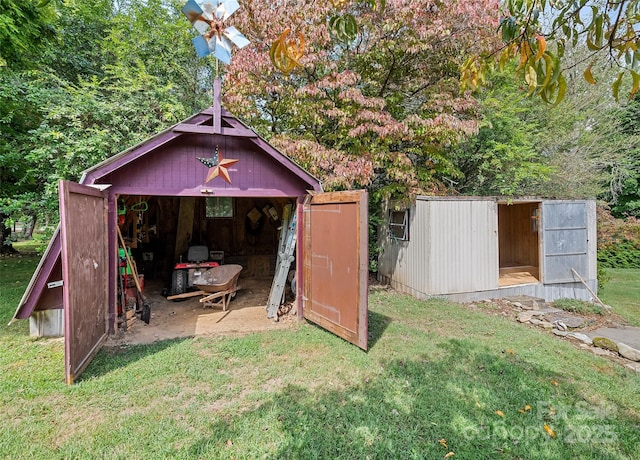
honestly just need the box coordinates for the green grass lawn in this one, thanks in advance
[1,257,639,459]
[600,269,640,326]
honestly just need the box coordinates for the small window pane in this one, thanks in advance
[389,209,409,241]
[206,197,233,218]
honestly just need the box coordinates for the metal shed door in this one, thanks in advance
[302,190,368,350]
[59,181,109,384]
[542,201,588,284]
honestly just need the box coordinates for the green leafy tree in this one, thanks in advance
[600,96,640,217]
[462,0,640,104]
[0,0,202,252]
[0,0,57,68]
[452,69,553,196]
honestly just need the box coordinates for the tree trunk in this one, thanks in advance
[24,214,37,239]
[0,213,17,254]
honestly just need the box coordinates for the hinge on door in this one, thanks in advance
[47,280,64,289]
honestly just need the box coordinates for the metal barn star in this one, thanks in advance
[198,146,239,184]
[182,0,250,64]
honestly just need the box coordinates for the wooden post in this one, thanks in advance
[571,268,609,310]
[174,197,195,262]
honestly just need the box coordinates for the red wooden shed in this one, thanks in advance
[12,100,368,384]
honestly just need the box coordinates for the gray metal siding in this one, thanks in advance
[542,201,590,284]
[425,200,498,294]
[378,197,597,302]
[378,198,498,296]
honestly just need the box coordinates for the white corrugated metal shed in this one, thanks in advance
[378,197,597,303]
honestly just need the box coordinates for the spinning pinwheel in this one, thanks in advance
[198,145,239,184]
[182,0,250,64]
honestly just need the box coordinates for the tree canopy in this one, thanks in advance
[225,0,500,201]
[1,0,638,254]
[461,0,640,104]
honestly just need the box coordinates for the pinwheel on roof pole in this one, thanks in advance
[182,0,250,66]
[182,0,248,183]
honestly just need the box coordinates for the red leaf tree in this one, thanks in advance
[224,0,499,202]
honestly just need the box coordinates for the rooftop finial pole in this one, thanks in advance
[213,77,221,134]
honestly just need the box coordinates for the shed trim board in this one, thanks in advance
[13,105,370,383]
[378,196,597,303]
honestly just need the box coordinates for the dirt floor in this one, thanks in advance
[107,277,299,346]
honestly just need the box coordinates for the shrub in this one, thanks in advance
[597,206,640,269]
[552,298,606,316]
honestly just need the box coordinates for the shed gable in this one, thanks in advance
[96,135,312,197]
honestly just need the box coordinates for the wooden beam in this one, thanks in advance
[172,123,256,137]
[166,290,205,301]
[174,197,195,262]
[571,268,609,310]
[213,79,221,134]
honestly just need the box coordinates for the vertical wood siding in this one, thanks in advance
[98,135,308,197]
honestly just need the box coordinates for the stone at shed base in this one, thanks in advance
[553,329,568,337]
[505,295,546,310]
[618,343,640,362]
[518,311,535,323]
[545,314,585,329]
[592,337,619,353]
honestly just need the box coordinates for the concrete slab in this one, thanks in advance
[586,327,640,351]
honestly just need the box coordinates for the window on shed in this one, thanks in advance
[389,209,409,241]
[206,197,233,218]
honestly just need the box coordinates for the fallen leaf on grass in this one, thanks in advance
[518,404,532,413]
[551,379,559,386]
[226,439,233,446]
[444,452,455,459]
[543,424,556,438]
[438,438,448,448]
[495,410,505,417]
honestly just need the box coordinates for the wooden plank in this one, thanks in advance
[571,268,608,309]
[174,197,195,261]
[172,123,256,137]
[166,290,206,300]
[305,190,363,204]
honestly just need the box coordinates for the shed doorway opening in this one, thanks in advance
[498,201,541,287]
[115,194,298,337]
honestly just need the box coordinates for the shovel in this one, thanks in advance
[117,226,151,324]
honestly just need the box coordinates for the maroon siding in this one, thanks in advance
[96,135,311,197]
[12,228,63,320]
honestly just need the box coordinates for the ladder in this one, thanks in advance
[267,204,297,320]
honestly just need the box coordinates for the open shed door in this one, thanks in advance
[302,190,368,350]
[542,201,589,284]
[59,181,109,384]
